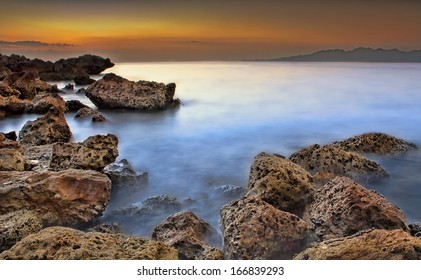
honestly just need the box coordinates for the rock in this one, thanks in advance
[65,100,89,112]
[74,107,106,122]
[246,152,316,216]
[0,83,21,97]
[294,229,421,260]
[85,73,179,110]
[409,223,421,238]
[0,132,23,151]
[152,211,223,260]
[221,196,309,260]
[331,133,417,155]
[22,145,53,171]
[0,66,11,80]
[103,159,148,187]
[213,184,246,196]
[49,134,118,171]
[0,148,25,171]
[87,223,122,234]
[310,177,408,240]
[76,88,86,94]
[63,83,74,90]
[74,75,95,86]
[0,95,30,115]
[65,55,114,75]
[0,226,177,260]
[0,169,111,225]
[2,131,17,141]
[18,107,72,145]
[289,144,389,185]
[115,195,182,217]
[0,210,43,252]
[92,114,106,122]
[26,92,67,114]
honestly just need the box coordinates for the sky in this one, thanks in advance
[0,0,420,62]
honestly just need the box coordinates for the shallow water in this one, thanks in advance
[2,62,421,239]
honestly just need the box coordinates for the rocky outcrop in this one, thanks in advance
[246,152,315,216]
[85,73,179,110]
[74,75,95,86]
[0,169,111,225]
[220,196,309,260]
[0,210,43,252]
[74,107,106,122]
[0,66,11,80]
[103,159,148,187]
[65,100,89,112]
[115,195,182,217]
[289,144,389,184]
[0,226,177,260]
[331,133,417,155]
[26,92,66,114]
[152,211,224,260]
[0,83,20,97]
[49,134,118,171]
[294,229,421,260]
[0,95,30,115]
[310,177,408,240]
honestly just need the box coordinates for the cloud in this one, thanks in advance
[0,40,74,47]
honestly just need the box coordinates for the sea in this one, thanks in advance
[2,62,421,242]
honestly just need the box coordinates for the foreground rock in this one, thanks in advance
[0,210,43,252]
[294,229,421,260]
[289,144,389,184]
[18,108,72,145]
[0,169,111,225]
[246,152,315,216]
[331,132,417,155]
[310,177,408,240]
[103,159,148,187]
[0,95,30,116]
[221,197,309,259]
[26,92,66,114]
[86,73,179,110]
[74,107,106,122]
[0,227,177,260]
[49,134,118,171]
[115,195,182,217]
[152,211,223,260]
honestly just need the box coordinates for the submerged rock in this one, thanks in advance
[310,177,408,240]
[213,184,246,196]
[220,196,309,260]
[115,195,182,217]
[0,226,177,260]
[294,229,421,260]
[103,159,148,187]
[152,211,224,260]
[85,73,179,110]
[74,107,106,122]
[74,75,95,86]
[65,100,89,112]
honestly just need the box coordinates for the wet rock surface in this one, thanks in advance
[103,159,148,187]
[115,195,182,217]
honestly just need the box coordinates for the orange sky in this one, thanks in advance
[1,0,420,61]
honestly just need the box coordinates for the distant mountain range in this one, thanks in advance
[257,47,421,62]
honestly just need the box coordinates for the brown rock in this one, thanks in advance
[0,66,12,80]
[0,148,25,171]
[22,144,53,171]
[246,152,315,216]
[74,107,106,122]
[294,229,421,260]
[26,92,67,114]
[0,169,111,225]
[65,100,89,112]
[103,159,148,187]
[220,196,309,260]
[0,226,177,260]
[310,177,408,240]
[0,95,30,115]
[0,83,20,97]
[152,211,223,260]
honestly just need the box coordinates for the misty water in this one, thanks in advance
[2,62,421,242]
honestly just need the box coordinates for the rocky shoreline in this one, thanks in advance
[1,53,420,260]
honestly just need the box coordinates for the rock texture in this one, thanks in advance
[0,66,11,80]
[246,152,315,216]
[0,169,111,225]
[294,229,421,260]
[152,211,223,260]
[26,92,66,114]
[310,177,408,240]
[85,73,179,110]
[115,195,182,217]
[74,75,95,86]
[0,148,25,171]
[18,108,72,145]
[103,159,148,187]
[220,197,309,259]
[49,134,118,171]
[0,210,43,252]
[65,100,89,112]
[289,144,389,184]
[74,107,106,122]
[0,95,30,115]
[0,226,178,260]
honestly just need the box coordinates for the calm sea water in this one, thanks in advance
[2,62,421,239]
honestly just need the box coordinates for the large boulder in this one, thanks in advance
[85,73,179,110]
[49,134,118,171]
[103,159,148,187]
[0,169,111,225]
[246,152,315,216]
[152,211,223,260]
[0,210,43,252]
[294,229,421,260]
[220,197,309,260]
[310,177,408,240]
[289,144,389,184]
[331,132,417,155]
[18,107,72,145]
[26,92,67,114]
[0,226,177,260]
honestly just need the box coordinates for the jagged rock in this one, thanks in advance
[49,134,118,171]
[0,83,20,97]
[103,159,148,187]
[0,132,22,151]
[18,107,72,145]
[63,83,74,90]
[152,211,223,260]
[0,148,25,171]
[86,73,179,110]
[246,152,316,216]
[310,177,408,240]
[0,95,30,115]
[289,144,389,185]
[65,100,89,112]
[0,226,177,260]
[409,223,421,238]
[294,229,421,260]
[74,75,95,86]
[115,195,182,217]
[0,210,43,252]
[22,145,53,171]
[331,133,417,155]
[2,131,17,141]
[0,66,11,80]
[221,196,309,260]
[0,169,111,225]
[74,107,106,122]
[26,92,66,114]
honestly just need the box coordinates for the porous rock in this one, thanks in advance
[103,159,148,187]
